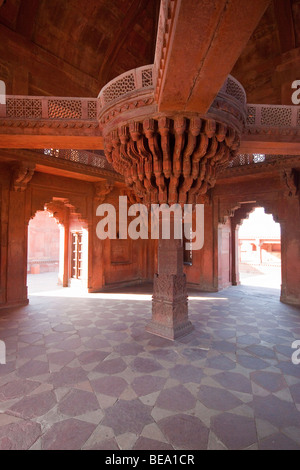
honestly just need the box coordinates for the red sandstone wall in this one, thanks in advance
[0,164,299,308]
[89,192,154,292]
[185,203,217,291]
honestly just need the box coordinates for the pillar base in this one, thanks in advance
[146,273,194,340]
[280,294,300,308]
[0,299,29,310]
[146,319,194,340]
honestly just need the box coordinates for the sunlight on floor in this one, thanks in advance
[28,273,229,301]
[240,267,281,290]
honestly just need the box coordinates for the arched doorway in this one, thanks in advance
[27,209,60,294]
[238,207,281,289]
[27,198,89,295]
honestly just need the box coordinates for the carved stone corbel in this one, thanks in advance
[218,200,241,224]
[281,168,297,198]
[11,162,35,192]
[45,200,67,225]
[94,180,114,203]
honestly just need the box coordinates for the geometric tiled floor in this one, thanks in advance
[0,278,300,450]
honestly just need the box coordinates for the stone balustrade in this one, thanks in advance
[0,96,99,120]
[246,103,300,128]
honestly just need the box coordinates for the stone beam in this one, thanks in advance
[273,0,296,54]
[155,0,271,113]
[0,149,121,182]
[0,134,104,150]
[240,134,300,155]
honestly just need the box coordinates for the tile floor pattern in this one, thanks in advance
[0,281,300,450]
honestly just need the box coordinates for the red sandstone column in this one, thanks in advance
[146,215,194,340]
[63,208,70,287]
[231,220,240,286]
[6,190,28,306]
[58,206,70,287]
[280,198,300,306]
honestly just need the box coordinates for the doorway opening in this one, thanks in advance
[238,207,281,289]
[27,210,60,294]
[27,200,89,296]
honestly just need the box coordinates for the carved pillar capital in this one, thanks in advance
[104,115,240,207]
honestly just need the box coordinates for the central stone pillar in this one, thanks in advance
[146,217,193,340]
[98,66,246,339]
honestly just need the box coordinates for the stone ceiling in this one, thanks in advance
[0,0,299,103]
[0,0,160,96]
[232,0,300,104]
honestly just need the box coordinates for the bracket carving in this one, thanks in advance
[11,162,35,192]
[94,180,114,203]
[281,168,297,198]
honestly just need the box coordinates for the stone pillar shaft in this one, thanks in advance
[231,220,240,286]
[146,217,194,340]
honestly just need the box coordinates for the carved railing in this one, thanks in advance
[98,64,154,109]
[227,153,299,169]
[32,149,114,171]
[246,104,300,128]
[153,0,174,100]
[219,76,247,106]
[0,96,99,120]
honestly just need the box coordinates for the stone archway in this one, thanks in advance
[27,196,89,293]
[235,205,281,288]
[27,209,60,279]
[220,199,283,294]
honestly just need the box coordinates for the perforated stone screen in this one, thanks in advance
[261,107,292,127]
[6,98,42,119]
[225,77,246,104]
[48,100,82,119]
[102,73,136,105]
